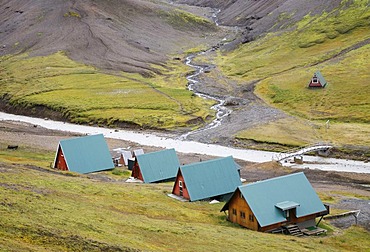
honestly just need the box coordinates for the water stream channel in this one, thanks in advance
[0,112,369,174]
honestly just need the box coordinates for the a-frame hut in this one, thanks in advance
[308,71,327,88]
[131,148,180,183]
[119,150,132,166]
[221,172,329,233]
[172,156,242,202]
[53,134,114,174]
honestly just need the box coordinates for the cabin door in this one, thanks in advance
[179,181,183,196]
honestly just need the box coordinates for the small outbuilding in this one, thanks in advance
[172,156,242,202]
[132,149,144,158]
[308,71,327,88]
[131,148,180,183]
[220,172,329,233]
[119,150,133,166]
[53,134,114,174]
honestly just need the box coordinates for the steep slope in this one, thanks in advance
[175,0,343,43]
[0,0,217,74]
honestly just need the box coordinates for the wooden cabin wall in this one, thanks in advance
[172,171,190,200]
[55,147,68,171]
[131,162,144,181]
[227,190,259,231]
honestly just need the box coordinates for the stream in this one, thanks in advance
[179,8,234,140]
[0,112,369,174]
[178,52,231,140]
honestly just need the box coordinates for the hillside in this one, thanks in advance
[0,0,218,74]
[0,0,369,153]
[0,122,370,251]
[211,0,370,151]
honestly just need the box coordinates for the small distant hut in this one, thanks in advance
[172,156,242,202]
[119,150,132,166]
[308,71,327,88]
[132,149,144,158]
[131,148,180,183]
[53,134,114,174]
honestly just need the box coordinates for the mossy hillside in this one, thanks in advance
[0,148,370,251]
[0,144,54,168]
[160,8,217,32]
[236,117,370,150]
[217,0,370,124]
[0,52,215,129]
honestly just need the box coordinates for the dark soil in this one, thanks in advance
[0,0,222,75]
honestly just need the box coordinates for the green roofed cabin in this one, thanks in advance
[53,134,114,174]
[172,156,242,202]
[131,148,180,183]
[308,71,327,88]
[221,172,329,233]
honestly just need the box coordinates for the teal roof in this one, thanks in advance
[180,156,242,201]
[315,71,327,85]
[309,71,327,87]
[56,134,114,174]
[221,172,326,227]
[275,201,300,211]
[137,148,180,183]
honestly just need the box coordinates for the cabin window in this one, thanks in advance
[232,208,237,215]
[312,77,318,83]
[240,211,246,219]
[179,181,183,188]
[249,214,254,222]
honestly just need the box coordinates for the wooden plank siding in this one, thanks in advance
[55,146,68,171]
[131,161,144,181]
[227,190,259,231]
[172,170,190,200]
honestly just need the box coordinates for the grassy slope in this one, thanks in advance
[0,5,218,131]
[217,0,370,148]
[0,52,215,130]
[0,145,370,251]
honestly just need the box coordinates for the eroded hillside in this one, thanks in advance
[0,0,218,74]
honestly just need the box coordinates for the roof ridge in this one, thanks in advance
[240,172,304,188]
[180,156,233,169]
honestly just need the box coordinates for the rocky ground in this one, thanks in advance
[0,120,369,231]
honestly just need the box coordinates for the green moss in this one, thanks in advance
[160,9,216,31]
[64,11,81,18]
[0,52,215,130]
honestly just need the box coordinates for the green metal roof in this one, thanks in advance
[309,71,328,87]
[275,201,300,211]
[221,172,326,227]
[57,134,114,174]
[180,156,242,202]
[137,148,180,183]
[315,71,327,86]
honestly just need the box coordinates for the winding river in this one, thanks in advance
[0,112,369,174]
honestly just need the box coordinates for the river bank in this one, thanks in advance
[1,111,369,174]
[1,115,370,232]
